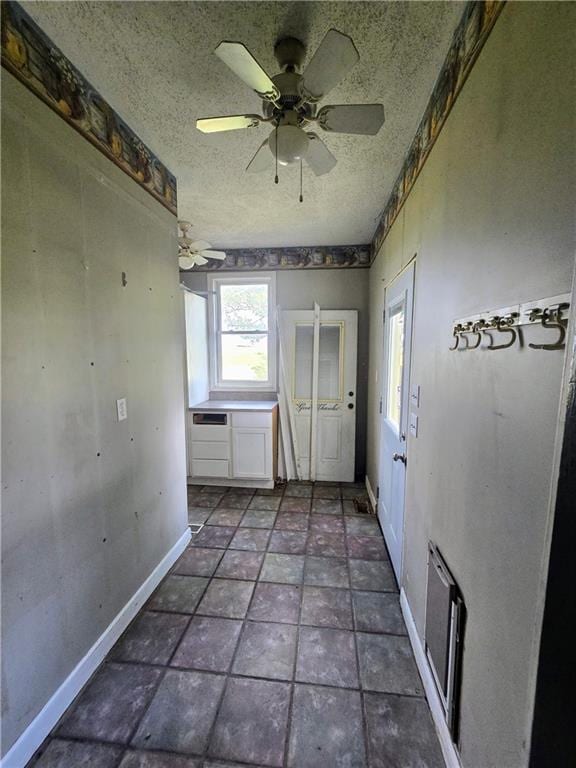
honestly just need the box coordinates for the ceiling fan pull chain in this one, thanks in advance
[274,126,279,184]
[299,158,303,203]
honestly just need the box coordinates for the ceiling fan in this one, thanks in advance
[196,30,385,182]
[178,220,226,269]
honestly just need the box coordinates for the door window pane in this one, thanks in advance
[294,324,313,399]
[318,324,342,400]
[386,304,405,431]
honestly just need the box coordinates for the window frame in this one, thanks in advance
[208,272,277,392]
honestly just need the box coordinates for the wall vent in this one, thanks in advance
[425,542,465,740]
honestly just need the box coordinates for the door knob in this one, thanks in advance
[392,452,407,464]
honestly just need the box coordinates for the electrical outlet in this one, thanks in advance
[116,398,127,421]
[410,384,420,407]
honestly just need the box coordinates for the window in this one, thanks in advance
[208,273,276,391]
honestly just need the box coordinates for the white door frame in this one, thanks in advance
[378,260,416,582]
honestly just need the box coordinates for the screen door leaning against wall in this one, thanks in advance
[281,309,358,482]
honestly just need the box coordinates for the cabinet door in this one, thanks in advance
[232,428,271,479]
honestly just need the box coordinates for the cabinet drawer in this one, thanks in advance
[190,459,229,478]
[189,423,230,442]
[191,441,229,460]
[232,411,272,429]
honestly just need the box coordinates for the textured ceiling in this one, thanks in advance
[22,1,464,248]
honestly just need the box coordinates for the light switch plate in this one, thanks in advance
[116,398,127,421]
[409,412,418,437]
[410,384,420,407]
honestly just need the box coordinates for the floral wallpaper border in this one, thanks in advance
[370,0,505,260]
[188,244,371,272]
[1,1,177,216]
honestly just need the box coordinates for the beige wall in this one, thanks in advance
[366,4,575,767]
[181,268,370,478]
[1,73,188,754]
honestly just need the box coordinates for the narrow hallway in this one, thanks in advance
[31,482,444,768]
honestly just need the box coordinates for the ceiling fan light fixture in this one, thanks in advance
[178,255,196,270]
[269,125,309,166]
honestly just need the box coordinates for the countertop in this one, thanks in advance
[189,399,278,412]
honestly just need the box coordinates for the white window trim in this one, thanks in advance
[207,272,277,392]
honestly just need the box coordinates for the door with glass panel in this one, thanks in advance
[379,263,415,581]
[281,309,357,482]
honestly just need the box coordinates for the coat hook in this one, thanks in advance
[469,321,483,349]
[449,327,461,350]
[528,306,568,350]
[488,317,517,350]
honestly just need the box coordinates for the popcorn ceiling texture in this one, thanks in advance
[22,1,463,249]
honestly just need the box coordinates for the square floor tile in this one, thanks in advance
[268,530,307,554]
[215,550,263,580]
[342,500,357,515]
[304,556,349,588]
[111,612,189,665]
[248,582,301,624]
[230,527,271,551]
[187,492,224,508]
[34,739,123,768]
[344,516,381,537]
[120,752,202,767]
[301,586,353,629]
[218,493,252,509]
[58,663,161,743]
[349,559,397,592]
[280,497,311,514]
[190,526,236,549]
[274,512,309,531]
[352,591,406,634]
[288,685,365,768]
[148,576,208,614]
[306,531,346,557]
[311,499,342,515]
[188,507,213,525]
[357,633,423,695]
[248,495,282,511]
[132,669,225,754]
[313,486,341,499]
[240,509,277,528]
[256,486,285,496]
[346,534,387,560]
[171,616,242,672]
[260,553,305,584]
[308,514,344,533]
[232,621,297,680]
[340,482,367,498]
[209,678,290,767]
[173,547,223,577]
[197,579,255,619]
[284,484,312,498]
[207,508,244,527]
[296,626,358,688]
[364,693,444,768]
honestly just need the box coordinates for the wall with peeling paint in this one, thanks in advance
[366,4,575,767]
[1,71,188,755]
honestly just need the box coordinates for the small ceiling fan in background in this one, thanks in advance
[178,220,226,269]
[196,29,385,189]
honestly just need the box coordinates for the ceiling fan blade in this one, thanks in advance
[201,250,227,261]
[196,114,263,134]
[316,104,385,135]
[189,240,213,252]
[215,41,280,103]
[246,138,273,173]
[304,133,337,176]
[178,255,195,270]
[194,255,209,266]
[301,29,359,103]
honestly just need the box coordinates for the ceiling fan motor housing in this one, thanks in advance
[274,37,306,71]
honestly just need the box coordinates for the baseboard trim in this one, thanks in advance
[400,588,462,768]
[365,474,377,512]
[1,528,191,768]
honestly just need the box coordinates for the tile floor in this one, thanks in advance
[30,481,444,768]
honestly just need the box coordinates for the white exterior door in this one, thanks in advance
[281,309,358,482]
[379,263,415,581]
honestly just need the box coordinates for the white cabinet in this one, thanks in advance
[232,428,272,479]
[187,405,277,489]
